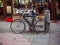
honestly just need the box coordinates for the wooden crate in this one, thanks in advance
[12,15,22,21]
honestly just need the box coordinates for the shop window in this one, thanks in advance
[6,0,12,17]
[13,0,32,14]
[56,0,60,19]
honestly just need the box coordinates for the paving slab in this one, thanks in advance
[0,21,60,45]
[0,33,31,45]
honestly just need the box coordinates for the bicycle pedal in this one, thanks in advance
[31,31,36,34]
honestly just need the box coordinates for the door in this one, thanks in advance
[50,0,60,20]
[55,0,60,20]
[0,0,4,21]
[0,0,13,21]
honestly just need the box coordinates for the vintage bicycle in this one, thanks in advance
[10,10,50,34]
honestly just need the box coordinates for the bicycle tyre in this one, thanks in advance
[34,19,50,34]
[10,19,26,34]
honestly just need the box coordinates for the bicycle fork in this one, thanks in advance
[29,18,36,33]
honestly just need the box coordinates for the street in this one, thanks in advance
[0,21,60,45]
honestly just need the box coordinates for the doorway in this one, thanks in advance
[0,0,12,21]
[0,0,4,21]
[55,0,60,20]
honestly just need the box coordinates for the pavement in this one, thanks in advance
[0,33,31,45]
[0,21,60,45]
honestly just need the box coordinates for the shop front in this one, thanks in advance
[0,0,60,21]
[55,0,60,20]
[0,0,4,21]
[0,0,13,21]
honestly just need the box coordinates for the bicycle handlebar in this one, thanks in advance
[24,15,35,17]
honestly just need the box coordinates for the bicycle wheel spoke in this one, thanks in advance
[11,19,25,34]
[35,20,45,31]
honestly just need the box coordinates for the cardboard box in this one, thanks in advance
[37,15,45,19]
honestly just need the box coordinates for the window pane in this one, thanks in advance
[6,0,12,17]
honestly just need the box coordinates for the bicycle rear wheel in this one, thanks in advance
[34,19,50,33]
[10,19,26,34]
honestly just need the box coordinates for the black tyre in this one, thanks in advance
[10,19,26,34]
[34,19,50,34]
[44,22,50,34]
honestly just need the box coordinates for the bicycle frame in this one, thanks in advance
[23,15,36,32]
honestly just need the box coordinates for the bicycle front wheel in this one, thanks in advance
[10,19,26,34]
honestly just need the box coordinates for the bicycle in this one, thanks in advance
[10,11,50,34]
